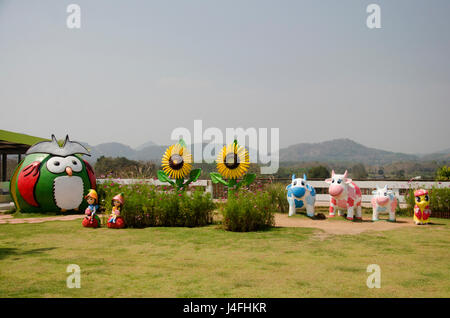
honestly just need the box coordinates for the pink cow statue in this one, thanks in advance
[371,185,397,222]
[325,170,362,220]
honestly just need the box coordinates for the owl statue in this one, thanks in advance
[10,135,96,213]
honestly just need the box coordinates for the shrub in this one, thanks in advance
[264,183,289,213]
[97,180,215,228]
[221,189,275,232]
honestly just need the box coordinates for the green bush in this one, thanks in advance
[97,180,215,228]
[264,183,289,213]
[221,189,275,232]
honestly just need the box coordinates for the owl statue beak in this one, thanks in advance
[65,167,73,176]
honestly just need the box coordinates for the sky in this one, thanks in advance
[0,0,449,154]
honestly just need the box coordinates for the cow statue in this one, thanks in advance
[286,174,316,217]
[371,185,397,222]
[325,170,362,220]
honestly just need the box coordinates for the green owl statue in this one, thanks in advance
[10,135,96,213]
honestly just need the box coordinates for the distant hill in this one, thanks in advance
[81,138,449,165]
[279,139,419,165]
[135,140,156,151]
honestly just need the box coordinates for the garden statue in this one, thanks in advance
[10,135,96,213]
[286,174,316,217]
[82,189,101,228]
[414,189,431,225]
[157,139,201,191]
[107,193,125,229]
[210,140,256,192]
[371,185,397,222]
[325,170,362,220]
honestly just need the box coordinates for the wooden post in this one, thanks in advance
[1,153,6,182]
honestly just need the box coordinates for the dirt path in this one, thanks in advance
[0,213,434,236]
[274,213,418,235]
[0,214,84,224]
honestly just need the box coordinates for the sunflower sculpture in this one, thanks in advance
[210,140,256,191]
[157,139,201,191]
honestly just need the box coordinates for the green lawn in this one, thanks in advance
[0,216,449,297]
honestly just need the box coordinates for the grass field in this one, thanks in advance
[0,214,449,297]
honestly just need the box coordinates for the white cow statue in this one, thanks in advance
[371,185,397,222]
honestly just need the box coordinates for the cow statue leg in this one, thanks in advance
[346,206,354,220]
[329,198,336,217]
[288,197,296,217]
[355,204,362,220]
[306,204,314,218]
[305,194,315,218]
[388,207,396,222]
[372,205,379,221]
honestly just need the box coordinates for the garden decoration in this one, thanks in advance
[82,189,101,228]
[157,139,201,191]
[371,185,397,222]
[286,174,316,217]
[210,140,255,192]
[325,170,362,220]
[414,189,431,225]
[10,134,96,213]
[107,193,125,229]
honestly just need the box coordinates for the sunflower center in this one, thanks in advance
[224,153,240,170]
[169,154,184,170]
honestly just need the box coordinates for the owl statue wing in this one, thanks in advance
[83,160,96,189]
[17,161,41,207]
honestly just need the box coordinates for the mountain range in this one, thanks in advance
[82,138,450,165]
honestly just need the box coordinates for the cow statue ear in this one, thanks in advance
[303,174,307,181]
[292,174,296,181]
[325,178,332,184]
[344,178,353,184]
[372,190,378,195]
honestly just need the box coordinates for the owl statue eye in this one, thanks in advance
[46,157,66,174]
[66,156,82,172]
[424,195,429,202]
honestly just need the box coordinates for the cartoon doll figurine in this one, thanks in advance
[414,189,431,225]
[82,189,101,228]
[107,193,125,229]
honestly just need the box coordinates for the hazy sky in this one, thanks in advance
[1,0,449,154]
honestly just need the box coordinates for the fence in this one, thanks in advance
[98,178,450,207]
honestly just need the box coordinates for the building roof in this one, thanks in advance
[0,130,49,154]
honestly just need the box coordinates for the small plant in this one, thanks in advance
[436,166,450,181]
[264,183,289,213]
[221,189,275,232]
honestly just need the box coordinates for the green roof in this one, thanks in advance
[0,129,49,146]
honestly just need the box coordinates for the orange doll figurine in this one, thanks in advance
[82,189,101,228]
[107,193,125,229]
[414,189,431,225]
